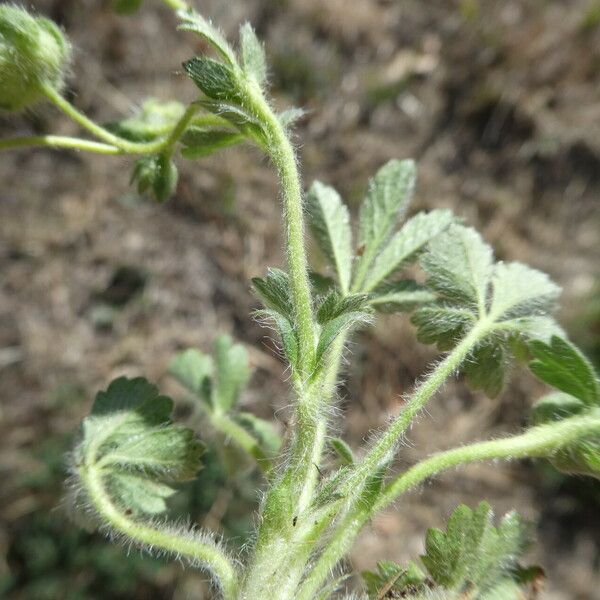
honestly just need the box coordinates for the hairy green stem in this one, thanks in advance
[298,412,600,600]
[0,135,122,154]
[344,319,492,494]
[80,465,238,599]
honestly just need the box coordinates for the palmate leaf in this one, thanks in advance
[362,503,534,599]
[306,181,353,294]
[412,224,563,397]
[75,377,204,517]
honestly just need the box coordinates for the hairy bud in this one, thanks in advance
[0,5,71,111]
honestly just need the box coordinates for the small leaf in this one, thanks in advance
[316,291,369,324]
[463,340,506,398]
[306,181,353,294]
[252,268,294,320]
[363,209,455,292]
[214,334,251,412]
[490,262,561,321]
[265,310,299,367]
[239,23,267,85]
[169,348,214,407]
[369,280,436,313]
[194,99,265,141]
[362,560,425,597]
[411,305,476,351]
[329,438,354,466]
[529,336,599,406]
[316,310,371,365]
[75,377,204,517]
[184,57,241,103]
[181,127,244,159]
[177,10,237,66]
[530,392,586,426]
[421,224,493,312]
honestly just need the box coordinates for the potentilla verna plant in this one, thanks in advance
[1,2,599,599]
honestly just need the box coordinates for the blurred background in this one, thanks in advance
[1,0,599,598]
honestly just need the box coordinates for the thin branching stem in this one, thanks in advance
[0,135,121,154]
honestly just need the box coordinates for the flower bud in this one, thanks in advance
[131,154,178,203]
[0,5,71,111]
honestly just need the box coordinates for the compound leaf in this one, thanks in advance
[239,22,266,85]
[75,377,203,517]
[364,209,455,292]
[529,336,599,406]
[306,181,353,294]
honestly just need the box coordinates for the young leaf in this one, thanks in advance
[106,99,185,142]
[184,57,242,103]
[169,348,214,407]
[278,107,306,128]
[363,209,455,293]
[354,159,416,288]
[362,560,425,597]
[181,128,244,159]
[529,336,599,406]
[177,10,237,66]
[329,438,355,466]
[368,280,436,313]
[214,334,251,412]
[239,23,267,85]
[316,292,369,324]
[260,309,299,367]
[194,99,265,142]
[252,268,294,320]
[316,310,371,365]
[306,181,353,294]
[413,224,563,397]
[74,377,204,516]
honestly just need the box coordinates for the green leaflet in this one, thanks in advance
[316,292,369,324]
[529,337,600,479]
[75,377,203,517]
[316,310,369,365]
[183,57,242,103]
[413,224,563,397]
[235,411,282,456]
[362,560,425,597]
[239,23,267,85]
[106,99,185,142]
[306,181,353,294]
[328,438,355,466]
[354,159,416,289]
[278,107,305,128]
[421,224,493,312]
[363,209,455,293]
[169,347,214,407]
[177,9,237,66]
[252,268,295,321]
[368,280,436,313]
[529,336,599,406]
[181,127,244,159]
